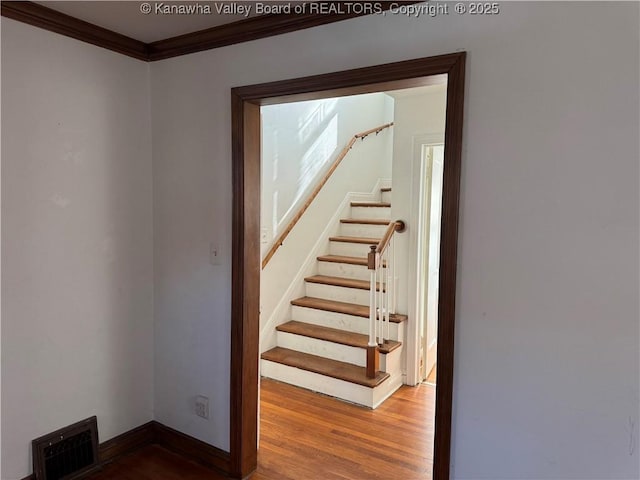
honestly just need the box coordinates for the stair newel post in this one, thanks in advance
[385,239,392,342]
[367,245,379,378]
[377,249,382,345]
[391,220,405,314]
[380,247,388,345]
[390,233,395,316]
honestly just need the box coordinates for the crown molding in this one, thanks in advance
[1,1,421,62]
[1,1,148,60]
[147,2,416,61]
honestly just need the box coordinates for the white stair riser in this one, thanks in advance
[276,331,367,367]
[381,191,392,204]
[371,374,403,409]
[306,282,373,305]
[261,360,377,408]
[380,346,402,376]
[330,241,377,257]
[317,261,374,281]
[291,305,404,341]
[350,206,391,220]
[340,223,388,238]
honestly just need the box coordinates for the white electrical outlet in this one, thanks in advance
[195,395,209,419]
[209,243,221,265]
[261,227,269,244]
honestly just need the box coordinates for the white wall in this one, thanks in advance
[389,86,447,385]
[1,19,154,480]
[390,86,447,315]
[150,3,639,478]
[150,46,233,451]
[260,115,393,352]
[261,93,391,255]
[259,93,393,352]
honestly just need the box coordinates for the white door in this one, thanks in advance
[424,145,444,380]
[407,136,445,385]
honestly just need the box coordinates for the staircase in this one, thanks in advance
[261,187,407,408]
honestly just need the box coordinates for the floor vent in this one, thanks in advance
[32,416,99,480]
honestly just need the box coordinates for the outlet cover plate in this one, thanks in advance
[195,395,209,419]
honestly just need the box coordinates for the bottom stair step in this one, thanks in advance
[261,347,389,388]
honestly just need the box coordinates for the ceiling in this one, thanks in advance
[36,1,266,43]
[21,1,427,61]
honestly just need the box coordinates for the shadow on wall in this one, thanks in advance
[263,98,339,246]
[261,93,391,257]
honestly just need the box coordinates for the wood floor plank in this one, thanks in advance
[86,380,435,480]
[254,379,435,480]
[87,445,225,479]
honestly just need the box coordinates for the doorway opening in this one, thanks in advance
[230,52,465,479]
[418,142,445,385]
[255,84,447,476]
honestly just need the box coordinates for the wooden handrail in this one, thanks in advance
[354,122,394,139]
[367,220,406,270]
[262,122,394,269]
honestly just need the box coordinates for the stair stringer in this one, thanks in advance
[259,178,391,354]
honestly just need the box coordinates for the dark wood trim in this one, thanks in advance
[432,49,466,480]
[229,98,261,478]
[20,421,230,480]
[153,422,231,475]
[21,421,155,480]
[0,1,148,60]
[231,52,466,480]
[99,421,156,465]
[147,2,410,62]
[147,12,349,61]
[230,55,453,104]
[2,1,421,63]
[366,345,380,379]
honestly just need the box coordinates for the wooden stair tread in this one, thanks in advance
[277,321,401,353]
[317,254,387,267]
[340,218,390,225]
[305,274,384,291]
[261,347,390,388]
[291,297,408,323]
[380,187,392,192]
[350,202,391,207]
[317,254,368,266]
[329,236,380,244]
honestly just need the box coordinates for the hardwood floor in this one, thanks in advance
[254,379,435,480]
[87,445,225,479]
[89,379,435,479]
